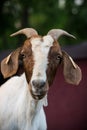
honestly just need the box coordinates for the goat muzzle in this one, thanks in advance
[30,80,48,100]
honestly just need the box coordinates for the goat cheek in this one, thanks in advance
[47,65,58,86]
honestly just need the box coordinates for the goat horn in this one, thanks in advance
[47,29,76,40]
[10,28,38,38]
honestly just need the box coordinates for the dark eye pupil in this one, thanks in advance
[22,54,25,58]
[20,54,26,59]
[56,55,60,60]
[22,54,26,58]
[56,55,62,63]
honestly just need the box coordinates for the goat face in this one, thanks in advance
[19,35,62,99]
[1,28,82,100]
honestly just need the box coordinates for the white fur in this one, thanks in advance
[30,35,54,86]
[0,74,47,130]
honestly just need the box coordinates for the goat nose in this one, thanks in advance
[32,80,45,88]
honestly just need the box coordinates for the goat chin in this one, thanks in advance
[0,73,47,130]
[31,92,47,100]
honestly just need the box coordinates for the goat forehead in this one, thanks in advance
[31,35,54,61]
[31,35,54,65]
[31,35,54,49]
[30,35,54,81]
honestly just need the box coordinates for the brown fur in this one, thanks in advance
[1,35,82,90]
[62,51,82,85]
[47,40,62,86]
[1,48,21,78]
[20,39,34,83]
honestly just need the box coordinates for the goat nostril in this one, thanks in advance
[32,80,45,88]
[40,81,45,88]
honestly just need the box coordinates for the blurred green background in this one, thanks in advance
[0,0,87,50]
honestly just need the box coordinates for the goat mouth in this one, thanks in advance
[31,91,47,100]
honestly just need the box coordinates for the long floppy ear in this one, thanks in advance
[62,51,82,85]
[1,48,21,78]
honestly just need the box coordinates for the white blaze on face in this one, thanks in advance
[30,35,54,83]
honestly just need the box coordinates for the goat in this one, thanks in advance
[0,28,82,130]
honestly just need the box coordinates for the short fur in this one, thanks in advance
[0,74,47,130]
[0,28,82,130]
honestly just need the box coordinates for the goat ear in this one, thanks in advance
[1,48,21,78]
[62,51,82,85]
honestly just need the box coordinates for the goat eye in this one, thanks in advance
[56,55,60,59]
[56,55,62,62]
[20,53,26,59]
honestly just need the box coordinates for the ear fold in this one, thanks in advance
[1,48,21,78]
[62,51,82,85]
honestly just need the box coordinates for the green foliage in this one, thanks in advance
[0,0,87,50]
